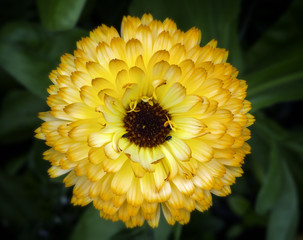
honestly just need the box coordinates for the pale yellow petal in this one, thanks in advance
[102,153,127,173]
[127,178,144,207]
[156,82,185,110]
[111,160,134,195]
[165,137,191,161]
[64,102,100,119]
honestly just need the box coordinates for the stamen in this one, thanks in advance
[128,100,140,112]
[164,115,176,131]
[141,96,154,106]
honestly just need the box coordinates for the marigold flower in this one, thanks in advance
[35,14,254,228]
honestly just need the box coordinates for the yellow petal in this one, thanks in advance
[153,161,167,190]
[130,160,146,178]
[80,85,102,107]
[73,176,91,197]
[172,117,205,139]
[111,160,134,195]
[152,60,170,80]
[211,185,231,197]
[70,71,92,89]
[168,95,200,115]
[167,184,184,209]
[87,163,106,182]
[169,43,185,64]
[125,39,143,66]
[99,174,114,201]
[74,158,89,176]
[58,87,81,104]
[193,166,214,190]
[138,147,164,172]
[183,68,207,95]
[162,203,176,225]
[186,138,213,162]
[109,59,129,78]
[147,50,170,71]
[64,102,100,119]
[88,132,112,148]
[141,13,153,25]
[157,181,172,202]
[48,166,70,178]
[96,42,115,68]
[172,175,194,196]
[104,141,121,160]
[156,82,185,110]
[88,147,106,164]
[68,121,101,141]
[183,27,201,50]
[118,203,131,222]
[110,37,126,61]
[147,204,160,228]
[136,25,153,62]
[165,137,191,161]
[63,171,77,187]
[129,66,147,96]
[153,31,172,52]
[163,18,177,35]
[77,37,98,61]
[126,178,144,206]
[102,153,127,173]
[140,172,157,202]
[121,16,138,42]
[66,142,90,162]
[86,61,109,79]
[163,65,181,84]
[160,145,178,180]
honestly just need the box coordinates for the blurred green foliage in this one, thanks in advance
[0,0,302,239]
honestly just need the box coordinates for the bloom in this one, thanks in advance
[35,13,254,228]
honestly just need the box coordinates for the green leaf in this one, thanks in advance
[71,206,125,240]
[245,55,303,112]
[37,0,86,31]
[254,113,303,156]
[0,89,47,142]
[250,117,300,239]
[248,78,303,112]
[226,224,243,239]
[245,0,303,73]
[0,22,87,98]
[266,159,299,240]
[28,140,49,179]
[246,57,303,95]
[153,212,173,240]
[243,0,303,110]
[129,0,243,70]
[248,126,271,183]
[0,67,20,95]
[0,171,43,227]
[5,155,27,175]
[228,195,250,217]
[253,113,288,142]
[173,223,182,240]
[255,143,283,215]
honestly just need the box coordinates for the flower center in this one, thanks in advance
[123,101,171,148]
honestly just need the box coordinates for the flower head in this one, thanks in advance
[35,14,254,228]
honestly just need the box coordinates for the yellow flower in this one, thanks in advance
[35,14,254,228]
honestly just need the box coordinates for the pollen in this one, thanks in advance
[123,101,171,147]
